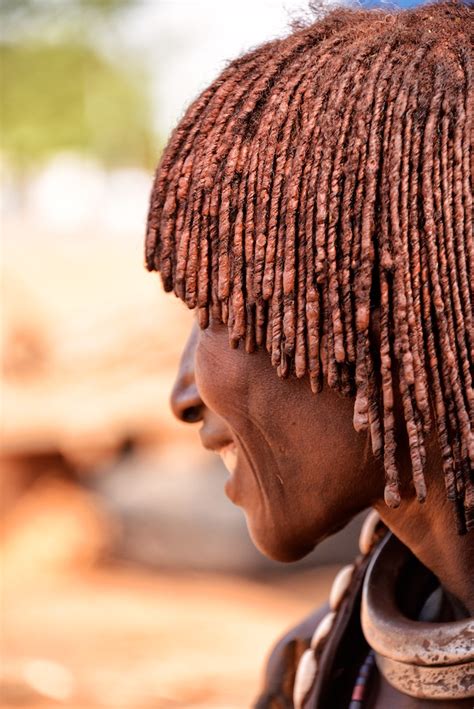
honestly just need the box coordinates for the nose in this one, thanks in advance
[170,323,204,424]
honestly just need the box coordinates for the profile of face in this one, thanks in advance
[171,318,386,563]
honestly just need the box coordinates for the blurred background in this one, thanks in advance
[1,1,423,707]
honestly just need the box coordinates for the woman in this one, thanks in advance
[145,1,473,706]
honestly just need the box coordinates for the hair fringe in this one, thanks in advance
[146,1,474,533]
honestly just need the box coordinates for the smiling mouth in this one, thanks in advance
[218,442,238,475]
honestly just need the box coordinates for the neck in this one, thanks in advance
[373,460,474,616]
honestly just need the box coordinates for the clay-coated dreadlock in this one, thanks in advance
[146,1,474,533]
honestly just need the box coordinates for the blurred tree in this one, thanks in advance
[0,0,158,169]
[1,42,155,168]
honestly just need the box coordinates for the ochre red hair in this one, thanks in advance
[146,1,474,532]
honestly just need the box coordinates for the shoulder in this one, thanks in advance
[253,603,329,709]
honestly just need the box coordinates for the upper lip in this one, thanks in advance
[199,430,234,453]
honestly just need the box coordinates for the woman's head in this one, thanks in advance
[171,319,387,561]
[146,1,474,543]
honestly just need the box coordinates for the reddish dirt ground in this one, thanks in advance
[1,481,337,709]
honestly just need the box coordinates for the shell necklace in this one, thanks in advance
[293,509,382,708]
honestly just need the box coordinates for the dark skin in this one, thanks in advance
[171,319,474,707]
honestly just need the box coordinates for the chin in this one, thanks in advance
[244,504,352,563]
[245,513,318,563]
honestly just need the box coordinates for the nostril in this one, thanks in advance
[182,405,202,424]
[170,388,204,423]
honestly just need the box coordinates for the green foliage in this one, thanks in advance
[0,0,159,169]
[1,42,155,168]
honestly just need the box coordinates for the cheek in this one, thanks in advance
[281,386,374,504]
[194,334,246,414]
[194,326,380,562]
[196,326,366,489]
[243,387,377,558]
[194,326,269,420]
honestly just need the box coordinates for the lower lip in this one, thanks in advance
[224,474,240,504]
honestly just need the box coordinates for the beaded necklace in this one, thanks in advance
[293,509,383,708]
[348,649,375,708]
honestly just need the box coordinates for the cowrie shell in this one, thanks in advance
[310,610,336,650]
[293,648,317,709]
[359,509,381,555]
[329,564,354,611]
